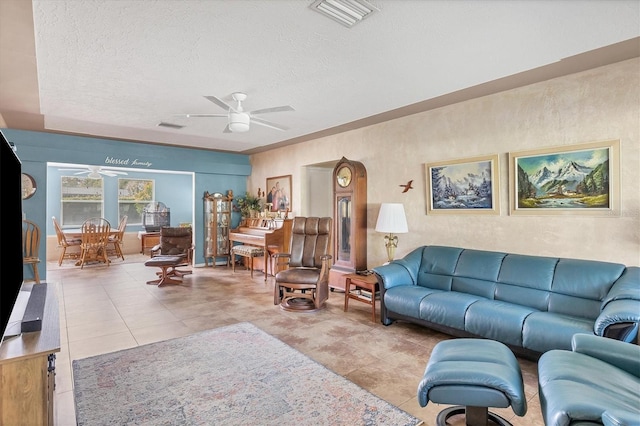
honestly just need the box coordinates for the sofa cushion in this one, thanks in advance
[495,283,550,312]
[419,291,485,330]
[417,246,463,290]
[549,259,625,319]
[465,300,536,347]
[453,249,506,282]
[497,254,557,291]
[384,286,439,318]
[523,313,594,352]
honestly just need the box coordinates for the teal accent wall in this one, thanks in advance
[5,129,250,281]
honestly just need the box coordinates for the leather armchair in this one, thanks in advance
[537,333,640,426]
[273,217,332,312]
[150,226,193,260]
[150,226,194,277]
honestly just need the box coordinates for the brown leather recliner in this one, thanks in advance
[273,217,332,312]
[150,226,194,278]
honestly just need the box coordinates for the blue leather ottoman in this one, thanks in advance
[417,339,527,426]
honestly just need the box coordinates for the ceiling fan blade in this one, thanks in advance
[251,117,289,131]
[204,95,233,112]
[74,171,90,175]
[176,114,228,118]
[250,105,295,115]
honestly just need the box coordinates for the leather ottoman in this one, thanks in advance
[417,338,527,426]
[144,255,185,287]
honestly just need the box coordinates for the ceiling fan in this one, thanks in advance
[59,165,128,179]
[177,92,294,133]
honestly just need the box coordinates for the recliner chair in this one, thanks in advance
[537,333,640,426]
[273,217,332,312]
[149,226,194,278]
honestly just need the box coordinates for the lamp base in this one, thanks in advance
[384,233,398,263]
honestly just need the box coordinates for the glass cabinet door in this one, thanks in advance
[204,191,232,267]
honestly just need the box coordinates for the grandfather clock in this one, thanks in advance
[329,157,367,291]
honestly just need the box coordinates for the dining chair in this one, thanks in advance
[52,216,82,266]
[22,219,41,283]
[79,217,111,268]
[106,215,127,261]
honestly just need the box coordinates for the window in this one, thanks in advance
[61,176,104,226]
[118,178,154,225]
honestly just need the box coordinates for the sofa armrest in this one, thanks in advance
[595,267,640,341]
[373,262,415,290]
[571,334,640,378]
[602,409,640,426]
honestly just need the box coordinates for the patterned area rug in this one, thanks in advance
[73,322,422,425]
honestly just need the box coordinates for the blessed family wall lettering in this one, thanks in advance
[104,156,153,168]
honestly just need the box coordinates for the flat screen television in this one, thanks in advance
[0,129,24,344]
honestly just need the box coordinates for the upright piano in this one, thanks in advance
[229,218,293,280]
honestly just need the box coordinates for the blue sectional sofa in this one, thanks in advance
[373,246,639,358]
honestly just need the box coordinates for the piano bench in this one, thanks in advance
[230,245,264,278]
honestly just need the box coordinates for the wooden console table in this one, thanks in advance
[0,283,60,425]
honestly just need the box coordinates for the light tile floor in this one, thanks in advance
[48,254,545,425]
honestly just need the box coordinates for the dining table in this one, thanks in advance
[63,228,119,266]
[63,228,119,240]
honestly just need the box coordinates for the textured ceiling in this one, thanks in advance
[1,0,639,153]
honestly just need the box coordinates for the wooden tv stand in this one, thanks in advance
[0,283,60,426]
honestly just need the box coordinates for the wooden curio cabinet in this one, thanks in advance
[204,190,233,267]
[329,157,367,290]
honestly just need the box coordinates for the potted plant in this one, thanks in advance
[234,193,262,218]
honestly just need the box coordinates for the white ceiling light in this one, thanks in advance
[229,112,250,133]
[310,0,378,28]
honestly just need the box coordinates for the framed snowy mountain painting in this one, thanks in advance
[425,154,500,215]
[509,140,620,216]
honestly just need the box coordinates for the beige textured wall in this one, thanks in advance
[249,58,640,268]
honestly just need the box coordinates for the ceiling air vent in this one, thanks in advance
[310,0,378,28]
[157,122,184,129]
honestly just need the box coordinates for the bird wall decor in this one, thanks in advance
[400,180,414,193]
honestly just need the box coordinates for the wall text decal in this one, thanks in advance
[104,156,153,168]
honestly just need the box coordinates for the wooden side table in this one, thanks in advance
[344,273,379,323]
[138,231,160,254]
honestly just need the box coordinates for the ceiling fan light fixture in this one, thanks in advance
[310,0,378,28]
[229,112,250,133]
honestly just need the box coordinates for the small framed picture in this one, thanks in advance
[266,175,292,212]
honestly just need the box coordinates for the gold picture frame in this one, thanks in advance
[425,154,500,215]
[508,139,620,216]
[265,175,292,213]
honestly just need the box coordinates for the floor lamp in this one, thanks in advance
[375,203,408,263]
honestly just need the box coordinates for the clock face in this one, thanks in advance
[22,173,37,200]
[336,166,352,188]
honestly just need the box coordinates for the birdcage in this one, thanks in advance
[143,202,170,232]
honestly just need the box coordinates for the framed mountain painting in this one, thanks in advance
[509,140,620,216]
[425,154,500,215]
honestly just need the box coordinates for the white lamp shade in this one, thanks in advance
[375,203,408,233]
